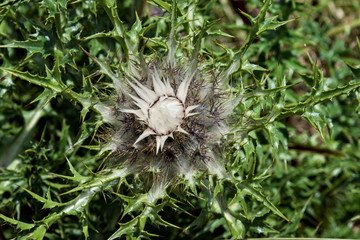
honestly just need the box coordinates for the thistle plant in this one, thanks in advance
[1,0,360,239]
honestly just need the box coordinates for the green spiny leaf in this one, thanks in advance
[240,183,289,222]
[241,60,268,75]
[257,16,294,35]
[97,0,129,58]
[184,209,209,231]
[230,191,248,217]
[266,123,287,161]
[223,209,245,238]
[125,12,142,52]
[213,191,246,238]
[0,213,35,231]
[146,205,181,229]
[108,217,138,240]
[238,9,256,24]
[206,29,234,38]
[30,89,57,106]
[245,82,298,99]
[79,45,126,95]
[18,186,64,209]
[65,157,90,181]
[0,67,63,92]
[0,39,45,59]
[60,168,130,195]
[25,225,47,240]
[302,111,329,141]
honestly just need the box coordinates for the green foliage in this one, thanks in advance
[1,0,360,239]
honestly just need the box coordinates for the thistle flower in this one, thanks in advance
[96,57,232,179]
[89,45,238,191]
[121,66,198,154]
[88,2,241,191]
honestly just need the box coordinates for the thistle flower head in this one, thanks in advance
[90,3,240,188]
[94,52,233,181]
[121,67,198,154]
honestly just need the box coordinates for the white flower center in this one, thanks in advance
[121,68,198,153]
[148,96,184,135]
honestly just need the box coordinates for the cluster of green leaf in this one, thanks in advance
[1,0,360,239]
[226,0,360,238]
[238,0,360,238]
